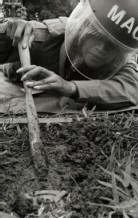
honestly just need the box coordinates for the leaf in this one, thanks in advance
[132,186,138,200]
[99,166,125,185]
[124,110,134,129]
[82,104,89,118]
[98,180,113,188]
[109,211,116,218]
[131,167,138,179]
[98,180,128,197]
[89,105,96,115]
[125,156,132,176]
[88,199,138,210]
[124,156,132,187]
[110,144,116,160]
[122,171,138,195]
[61,212,73,218]
[112,171,119,205]
[100,197,115,205]
[128,203,138,218]
[116,199,138,210]
[122,210,130,218]
[88,202,116,209]
[98,213,107,218]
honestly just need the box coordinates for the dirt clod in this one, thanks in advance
[1,113,138,217]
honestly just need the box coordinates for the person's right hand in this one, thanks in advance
[6,19,34,49]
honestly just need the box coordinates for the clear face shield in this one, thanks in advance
[65,0,134,79]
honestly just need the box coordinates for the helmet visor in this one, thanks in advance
[65,0,133,78]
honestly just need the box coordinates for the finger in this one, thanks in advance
[33,83,55,91]
[12,24,25,47]
[10,25,18,42]
[29,33,35,48]
[21,7,27,20]
[22,23,33,49]
[26,76,56,87]
[17,65,36,73]
[20,66,46,81]
[21,67,52,81]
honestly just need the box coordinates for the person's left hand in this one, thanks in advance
[16,6,28,20]
[17,65,77,97]
[6,19,34,48]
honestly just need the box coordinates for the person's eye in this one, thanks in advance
[105,41,116,51]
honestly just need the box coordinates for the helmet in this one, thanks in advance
[65,0,138,79]
[89,0,138,51]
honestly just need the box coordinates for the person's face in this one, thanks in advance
[80,34,119,69]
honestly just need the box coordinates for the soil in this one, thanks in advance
[1,112,138,217]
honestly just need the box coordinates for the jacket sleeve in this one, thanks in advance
[0,22,7,33]
[42,16,67,37]
[73,64,138,109]
[0,16,67,38]
[0,17,67,80]
[29,17,67,41]
[0,17,67,62]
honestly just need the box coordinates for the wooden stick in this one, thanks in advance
[18,42,48,177]
[0,117,73,124]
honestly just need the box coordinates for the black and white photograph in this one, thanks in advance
[0,0,138,217]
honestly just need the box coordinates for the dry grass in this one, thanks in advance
[88,155,138,218]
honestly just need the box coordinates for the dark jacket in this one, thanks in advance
[0,17,138,109]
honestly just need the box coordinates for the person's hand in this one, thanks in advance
[17,65,77,97]
[6,19,34,48]
[16,6,28,20]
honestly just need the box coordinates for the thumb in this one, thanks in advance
[22,23,33,49]
[29,33,35,48]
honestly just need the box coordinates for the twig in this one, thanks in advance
[69,173,82,192]
[0,140,15,144]
[0,117,73,124]
[0,150,8,155]
[124,135,138,141]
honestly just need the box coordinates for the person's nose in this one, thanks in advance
[95,43,105,52]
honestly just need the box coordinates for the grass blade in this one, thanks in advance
[98,180,128,197]
[112,171,119,205]
[99,166,124,185]
[123,210,130,218]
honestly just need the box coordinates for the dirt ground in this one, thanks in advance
[1,112,138,217]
